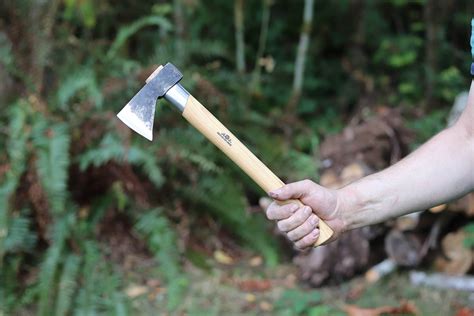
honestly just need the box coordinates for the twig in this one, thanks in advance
[365,258,397,283]
[234,0,246,74]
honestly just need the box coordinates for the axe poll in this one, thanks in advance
[117,63,333,246]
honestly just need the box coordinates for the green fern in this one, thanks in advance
[157,127,220,173]
[4,210,37,253]
[79,134,165,188]
[107,15,172,59]
[54,254,81,316]
[0,102,30,266]
[74,240,128,315]
[134,208,187,311]
[32,121,71,215]
[183,173,279,266]
[38,213,75,316]
[56,67,103,109]
[0,31,13,69]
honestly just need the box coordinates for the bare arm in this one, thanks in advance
[266,81,474,249]
[341,81,474,230]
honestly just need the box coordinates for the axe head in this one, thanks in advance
[117,62,183,140]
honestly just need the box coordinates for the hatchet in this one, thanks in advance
[117,62,333,246]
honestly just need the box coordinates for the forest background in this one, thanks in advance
[1,0,473,315]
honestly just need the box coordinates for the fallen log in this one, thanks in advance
[365,258,397,283]
[294,229,370,286]
[410,271,474,291]
[385,230,423,267]
[434,230,473,275]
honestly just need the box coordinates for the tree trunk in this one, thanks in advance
[29,0,60,95]
[423,0,438,107]
[234,0,246,74]
[288,0,314,107]
[250,0,272,93]
[173,0,186,64]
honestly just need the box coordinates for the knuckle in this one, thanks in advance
[277,220,288,232]
[302,179,312,186]
[298,208,310,222]
[306,219,314,232]
[296,238,309,250]
[305,233,317,247]
[287,230,296,241]
[282,204,294,216]
[294,240,303,250]
[265,206,275,220]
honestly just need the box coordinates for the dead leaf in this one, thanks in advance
[259,300,273,312]
[346,282,366,301]
[435,231,473,275]
[237,279,272,292]
[146,278,161,287]
[245,293,256,302]
[214,250,234,265]
[454,307,474,316]
[344,301,418,316]
[249,256,263,267]
[125,284,148,298]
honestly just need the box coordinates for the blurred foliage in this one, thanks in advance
[0,0,472,314]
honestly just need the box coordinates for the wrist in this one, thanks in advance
[336,183,372,231]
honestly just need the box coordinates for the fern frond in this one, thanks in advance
[38,213,74,316]
[78,134,165,188]
[0,31,13,70]
[33,121,71,215]
[78,134,125,170]
[56,67,103,109]
[54,254,81,316]
[4,210,37,253]
[184,173,279,266]
[0,101,30,265]
[126,146,165,187]
[74,240,128,315]
[134,209,187,311]
[107,15,172,59]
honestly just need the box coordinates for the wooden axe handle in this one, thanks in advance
[182,95,333,246]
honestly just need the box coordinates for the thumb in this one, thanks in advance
[268,179,313,201]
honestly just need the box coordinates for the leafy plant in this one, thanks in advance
[134,209,187,311]
[463,223,474,249]
[274,289,323,315]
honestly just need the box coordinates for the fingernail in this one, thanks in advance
[268,190,279,198]
[304,207,311,215]
[290,204,298,213]
[311,216,318,225]
[312,229,319,237]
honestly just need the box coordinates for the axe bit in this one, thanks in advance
[117,62,333,246]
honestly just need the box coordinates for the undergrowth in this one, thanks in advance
[0,0,471,314]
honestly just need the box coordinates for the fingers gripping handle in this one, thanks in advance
[182,95,333,246]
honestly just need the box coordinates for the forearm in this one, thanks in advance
[340,113,474,231]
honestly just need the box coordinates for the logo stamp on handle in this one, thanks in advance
[217,132,232,146]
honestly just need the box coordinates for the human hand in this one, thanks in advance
[266,180,346,250]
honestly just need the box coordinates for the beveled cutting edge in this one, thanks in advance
[117,63,187,140]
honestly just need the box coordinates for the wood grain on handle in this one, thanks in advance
[182,95,333,246]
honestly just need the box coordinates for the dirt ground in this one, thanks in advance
[124,250,474,316]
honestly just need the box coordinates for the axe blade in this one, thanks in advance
[117,82,158,141]
[117,63,184,141]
